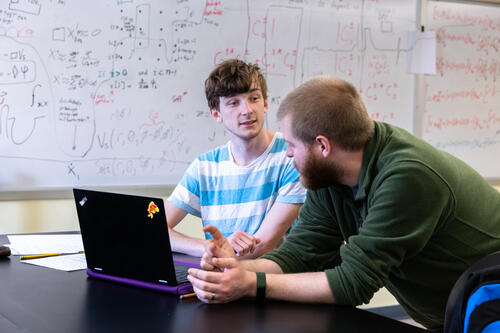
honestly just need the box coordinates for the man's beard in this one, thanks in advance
[298,151,345,190]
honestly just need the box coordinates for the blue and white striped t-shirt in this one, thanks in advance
[168,132,306,239]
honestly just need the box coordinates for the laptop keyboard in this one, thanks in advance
[175,264,190,283]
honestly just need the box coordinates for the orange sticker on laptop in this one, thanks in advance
[147,201,160,219]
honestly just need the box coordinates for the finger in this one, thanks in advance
[200,258,215,271]
[203,225,225,240]
[228,238,243,252]
[250,237,261,252]
[191,286,207,303]
[188,267,226,284]
[202,252,212,262]
[238,244,251,256]
[231,241,250,256]
[247,237,262,253]
[212,257,239,270]
[191,285,215,304]
[232,237,250,251]
[238,237,256,254]
[200,261,223,272]
[234,231,254,244]
[188,273,224,300]
[201,252,216,268]
[236,233,259,253]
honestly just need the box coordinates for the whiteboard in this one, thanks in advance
[422,1,500,178]
[0,0,417,191]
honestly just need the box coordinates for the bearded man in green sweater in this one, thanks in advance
[186,76,500,331]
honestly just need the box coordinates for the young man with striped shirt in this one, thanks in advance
[165,59,306,259]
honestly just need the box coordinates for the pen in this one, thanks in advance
[179,292,196,300]
[21,251,84,260]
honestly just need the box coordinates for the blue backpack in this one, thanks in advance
[444,251,500,333]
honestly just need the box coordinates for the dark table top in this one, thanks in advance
[0,234,426,333]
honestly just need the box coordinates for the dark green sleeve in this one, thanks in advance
[261,189,344,275]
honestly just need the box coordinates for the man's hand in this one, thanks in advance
[200,225,236,271]
[227,230,261,257]
[188,257,255,303]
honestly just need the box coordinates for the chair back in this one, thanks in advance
[444,251,500,333]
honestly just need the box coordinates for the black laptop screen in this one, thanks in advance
[74,189,179,285]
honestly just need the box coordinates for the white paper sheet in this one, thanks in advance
[406,30,437,74]
[22,253,87,272]
[6,234,84,255]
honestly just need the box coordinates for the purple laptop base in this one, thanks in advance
[173,258,201,268]
[86,268,194,295]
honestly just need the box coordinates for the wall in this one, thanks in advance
[0,190,204,238]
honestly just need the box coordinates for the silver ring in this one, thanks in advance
[211,293,215,301]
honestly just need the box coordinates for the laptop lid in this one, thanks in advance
[73,188,192,294]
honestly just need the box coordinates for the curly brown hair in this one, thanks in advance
[205,59,267,111]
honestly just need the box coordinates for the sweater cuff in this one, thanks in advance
[325,268,351,305]
[260,253,291,273]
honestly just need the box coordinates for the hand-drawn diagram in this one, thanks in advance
[0,0,418,189]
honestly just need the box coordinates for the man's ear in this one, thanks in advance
[263,98,269,114]
[210,108,223,123]
[315,135,331,158]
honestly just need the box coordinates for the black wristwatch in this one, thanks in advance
[256,272,266,302]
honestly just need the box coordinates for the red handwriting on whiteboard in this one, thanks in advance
[214,48,249,64]
[91,90,115,105]
[213,48,296,76]
[0,26,34,38]
[370,112,395,122]
[253,49,296,75]
[0,91,7,105]
[432,7,500,31]
[426,84,497,104]
[333,53,361,77]
[172,91,188,103]
[367,54,389,78]
[436,57,499,81]
[204,1,222,17]
[336,21,360,47]
[140,111,165,129]
[425,109,500,133]
[360,82,398,101]
[251,16,271,39]
[437,28,500,53]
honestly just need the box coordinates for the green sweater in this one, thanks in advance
[261,122,500,330]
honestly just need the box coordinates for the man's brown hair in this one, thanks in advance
[277,76,374,151]
[205,59,267,110]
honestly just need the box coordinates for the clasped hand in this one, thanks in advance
[227,230,261,257]
[187,225,254,303]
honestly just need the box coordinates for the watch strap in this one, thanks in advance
[256,272,266,301]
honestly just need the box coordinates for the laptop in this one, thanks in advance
[73,188,195,295]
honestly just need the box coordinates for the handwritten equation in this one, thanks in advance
[0,0,418,189]
[423,1,500,178]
